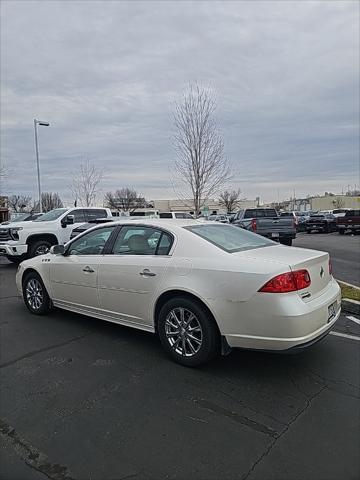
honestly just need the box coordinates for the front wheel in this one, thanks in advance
[22,272,52,315]
[28,240,52,258]
[158,297,220,367]
[338,230,345,235]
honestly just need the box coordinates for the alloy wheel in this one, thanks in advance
[165,307,203,357]
[25,278,44,310]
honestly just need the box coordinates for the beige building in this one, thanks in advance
[152,198,257,215]
[310,195,360,211]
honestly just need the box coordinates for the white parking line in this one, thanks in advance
[330,331,360,341]
[346,315,360,326]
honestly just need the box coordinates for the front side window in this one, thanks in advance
[67,209,86,223]
[68,227,115,255]
[159,213,173,219]
[185,224,274,253]
[112,226,173,255]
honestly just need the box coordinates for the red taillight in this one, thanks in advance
[329,258,332,275]
[251,218,257,232]
[259,269,311,293]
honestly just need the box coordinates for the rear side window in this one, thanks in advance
[345,210,360,216]
[85,209,107,221]
[112,225,173,255]
[159,213,173,219]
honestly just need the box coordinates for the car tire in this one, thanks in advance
[157,296,220,367]
[324,225,329,233]
[338,230,345,235]
[28,240,52,258]
[22,272,52,315]
[306,229,311,234]
[280,238,292,246]
[5,255,23,265]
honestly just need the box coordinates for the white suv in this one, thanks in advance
[0,207,112,263]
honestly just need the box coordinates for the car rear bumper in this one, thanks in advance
[220,279,341,351]
[0,243,28,257]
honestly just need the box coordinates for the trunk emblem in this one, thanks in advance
[320,266,324,278]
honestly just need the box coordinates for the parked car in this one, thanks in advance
[337,210,360,235]
[0,207,112,263]
[207,214,229,223]
[232,208,296,245]
[70,217,114,240]
[305,213,337,233]
[16,219,341,367]
[1,212,43,225]
[159,212,194,219]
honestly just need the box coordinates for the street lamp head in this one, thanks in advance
[38,121,50,127]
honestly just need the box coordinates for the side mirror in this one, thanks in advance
[61,215,75,228]
[50,245,65,255]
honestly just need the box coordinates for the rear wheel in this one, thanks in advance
[22,272,52,315]
[338,229,345,235]
[158,297,220,367]
[306,229,311,234]
[280,238,292,246]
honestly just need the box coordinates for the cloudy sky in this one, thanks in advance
[1,0,359,205]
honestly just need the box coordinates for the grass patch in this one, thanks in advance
[339,282,360,302]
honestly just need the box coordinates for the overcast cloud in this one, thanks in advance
[1,0,359,204]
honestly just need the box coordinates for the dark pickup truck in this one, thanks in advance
[305,213,337,233]
[337,210,360,235]
[232,208,296,245]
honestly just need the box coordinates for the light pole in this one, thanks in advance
[34,119,50,213]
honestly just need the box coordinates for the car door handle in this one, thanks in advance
[140,269,156,277]
[83,266,95,273]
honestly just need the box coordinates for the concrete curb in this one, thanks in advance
[338,280,360,315]
[341,298,360,316]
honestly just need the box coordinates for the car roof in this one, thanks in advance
[110,218,202,229]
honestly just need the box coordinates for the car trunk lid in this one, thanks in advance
[234,245,331,300]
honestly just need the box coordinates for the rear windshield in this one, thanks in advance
[244,209,278,218]
[345,210,360,216]
[184,224,274,253]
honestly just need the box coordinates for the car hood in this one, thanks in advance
[1,220,57,230]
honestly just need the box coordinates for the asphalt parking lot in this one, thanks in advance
[1,235,359,480]
[294,232,360,286]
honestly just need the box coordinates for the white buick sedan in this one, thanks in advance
[16,219,341,366]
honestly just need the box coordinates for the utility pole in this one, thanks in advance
[33,119,50,213]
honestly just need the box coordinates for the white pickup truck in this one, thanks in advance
[0,207,112,263]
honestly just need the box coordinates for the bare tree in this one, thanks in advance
[173,83,231,216]
[70,160,103,207]
[219,189,242,213]
[104,187,146,213]
[332,197,345,209]
[8,195,32,212]
[32,192,64,213]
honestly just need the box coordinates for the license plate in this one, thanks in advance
[271,233,279,238]
[328,301,337,322]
